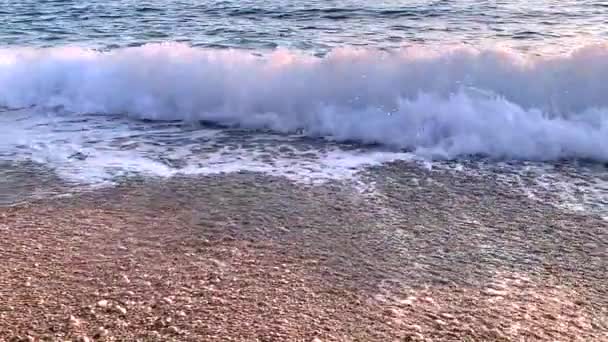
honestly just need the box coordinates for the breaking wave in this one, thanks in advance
[1,43,607,161]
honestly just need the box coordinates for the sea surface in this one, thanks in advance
[0,0,607,220]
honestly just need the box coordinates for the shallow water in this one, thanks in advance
[0,1,607,221]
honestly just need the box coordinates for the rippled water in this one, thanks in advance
[1,1,607,220]
[1,0,606,52]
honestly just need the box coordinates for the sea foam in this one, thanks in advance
[1,43,607,161]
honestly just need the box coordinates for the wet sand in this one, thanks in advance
[1,163,607,341]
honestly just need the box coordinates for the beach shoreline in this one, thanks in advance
[1,168,606,341]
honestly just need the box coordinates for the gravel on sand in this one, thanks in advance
[1,167,607,341]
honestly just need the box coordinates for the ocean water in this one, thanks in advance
[0,1,607,218]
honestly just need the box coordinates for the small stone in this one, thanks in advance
[483,288,507,297]
[162,297,174,305]
[544,313,557,320]
[116,319,128,328]
[152,317,166,328]
[77,337,91,342]
[312,338,323,342]
[177,310,186,317]
[440,313,455,320]
[95,327,109,338]
[210,259,226,268]
[400,297,415,306]
[69,315,82,328]
[422,296,434,303]
[383,308,401,317]
[115,305,127,315]
[407,332,425,340]
[407,324,422,332]
[121,275,131,284]
[123,291,135,297]
[148,331,161,339]
[97,300,109,308]
[167,326,180,334]
[435,319,447,326]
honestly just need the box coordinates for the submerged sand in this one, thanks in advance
[0,163,607,341]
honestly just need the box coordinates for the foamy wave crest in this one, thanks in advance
[1,43,607,161]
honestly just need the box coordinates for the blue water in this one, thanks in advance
[2,0,606,52]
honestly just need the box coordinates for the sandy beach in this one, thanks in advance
[1,163,606,341]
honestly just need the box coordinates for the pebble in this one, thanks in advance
[422,296,435,303]
[383,308,401,317]
[97,300,109,308]
[210,259,226,268]
[483,288,507,297]
[435,319,447,326]
[407,324,422,332]
[400,297,415,306]
[162,297,174,305]
[148,331,161,339]
[167,326,180,334]
[77,337,91,342]
[312,338,323,342]
[544,313,557,320]
[591,321,602,329]
[440,313,455,320]
[95,327,109,338]
[115,305,127,315]
[68,315,82,328]
[407,332,425,340]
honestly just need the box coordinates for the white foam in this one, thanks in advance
[0,43,607,161]
[0,108,411,185]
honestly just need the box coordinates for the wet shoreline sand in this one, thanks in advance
[1,164,607,341]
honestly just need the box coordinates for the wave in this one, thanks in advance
[1,43,607,161]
